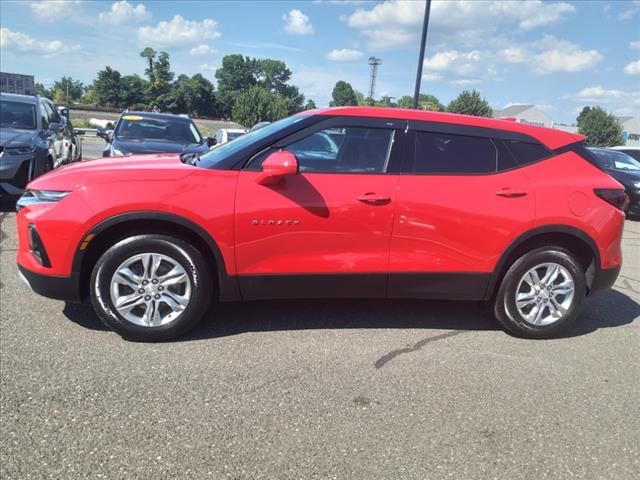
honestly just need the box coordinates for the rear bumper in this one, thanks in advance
[588,266,620,296]
[17,264,81,302]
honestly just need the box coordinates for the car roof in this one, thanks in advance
[311,106,585,150]
[610,145,640,150]
[121,111,193,122]
[0,92,40,104]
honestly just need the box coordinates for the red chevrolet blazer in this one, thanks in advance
[16,107,627,341]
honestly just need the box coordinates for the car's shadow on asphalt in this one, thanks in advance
[62,288,640,341]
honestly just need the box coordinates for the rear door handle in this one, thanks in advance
[496,188,527,198]
[357,193,391,205]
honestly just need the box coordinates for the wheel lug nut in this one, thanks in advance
[144,295,151,301]
[142,280,148,285]
[158,286,164,291]
[138,288,145,294]
[154,294,161,300]
[152,279,158,284]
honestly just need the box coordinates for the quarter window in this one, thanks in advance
[283,127,395,173]
[39,101,49,129]
[504,140,550,166]
[413,131,497,174]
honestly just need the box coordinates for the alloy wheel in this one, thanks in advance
[109,252,192,327]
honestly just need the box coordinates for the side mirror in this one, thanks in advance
[256,150,298,186]
[207,136,217,147]
[48,122,64,133]
[96,128,111,142]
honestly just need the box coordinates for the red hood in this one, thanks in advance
[28,154,196,191]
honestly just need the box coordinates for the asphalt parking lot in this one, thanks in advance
[1,209,638,479]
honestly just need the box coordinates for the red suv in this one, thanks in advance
[16,107,627,341]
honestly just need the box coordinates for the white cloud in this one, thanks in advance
[531,37,602,74]
[199,64,217,74]
[326,48,363,61]
[138,15,221,47]
[283,9,314,35]
[0,27,77,55]
[631,40,640,50]
[190,44,215,56]
[98,1,150,25]
[565,86,640,115]
[344,0,575,49]
[497,47,527,64]
[624,59,640,75]
[423,50,482,75]
[31,0,83,22]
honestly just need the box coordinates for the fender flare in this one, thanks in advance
[483,224,601,300]
[72,211,241,301]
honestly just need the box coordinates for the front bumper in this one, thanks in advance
[588,266,621,296]
[0,152,32,194]
[17,264,81,302]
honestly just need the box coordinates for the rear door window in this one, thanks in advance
[412,131,497,174]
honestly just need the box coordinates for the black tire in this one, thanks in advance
[89,234,213,341]
[491,247,586,339]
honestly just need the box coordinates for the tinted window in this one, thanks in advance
[617,149,640,162]
[283,127,394,173]
[0,100,37,130]
[504,140,549,166]
[39,101,49,129]
[589,148,640,172]
[115,116,201,144]
[45,102,60,123]
[413,131,497,174]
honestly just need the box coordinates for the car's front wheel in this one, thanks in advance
[90,234,213,341]
[492,247,586,339]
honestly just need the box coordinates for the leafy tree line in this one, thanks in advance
[36,57,625,145]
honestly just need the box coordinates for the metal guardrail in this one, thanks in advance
[74,128,98,136]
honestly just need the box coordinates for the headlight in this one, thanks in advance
[5,145,37,155]
[16,190,71,211]
[633,181,640,190]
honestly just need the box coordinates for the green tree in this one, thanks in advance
[119,74,148,109]
[232,86,288,127]
[446,90,492,117]
[93,66,122,107]
[330,81,358,107]
[215,54,257,117]
[354,90,366,106]
[140,47,157,84]
[34,83,52,98]
[166,74,217,117]
[305,99,317,110]
[576,106,624,147]
[51,76,84,104]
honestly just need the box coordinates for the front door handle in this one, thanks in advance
[496,188,527,198]
[357,193,391,205]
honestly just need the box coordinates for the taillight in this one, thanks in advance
[594,189,629,211]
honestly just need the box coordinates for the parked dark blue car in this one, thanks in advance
[98,112,215,157]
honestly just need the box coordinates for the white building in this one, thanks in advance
[492,104,639,146]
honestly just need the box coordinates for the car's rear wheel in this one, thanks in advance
[492,247,586,338]
[90,234,213,341]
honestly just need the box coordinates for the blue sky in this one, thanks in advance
[1,0,639,123]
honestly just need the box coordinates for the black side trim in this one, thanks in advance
[18,265,81,302]
[71,211,241,302]
[238,272,490,301]
[484,225,601,301]
[589,266,620,296]
[239,274,387,301]
[388,273,490,300]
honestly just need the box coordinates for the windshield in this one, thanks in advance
[0,100,37,130]
[227,131,245,141]
[590,148,640,172]
[198,114,308,168]
[115,115,202,144]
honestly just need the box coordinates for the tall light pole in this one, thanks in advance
[412,0,432,109]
